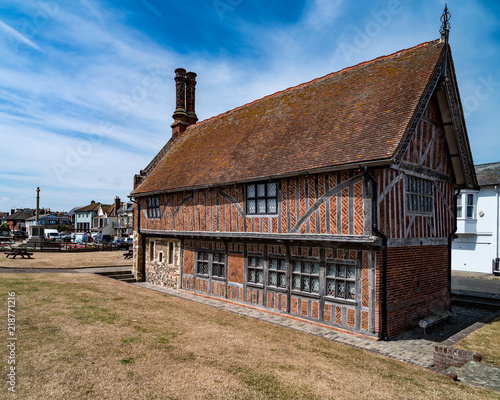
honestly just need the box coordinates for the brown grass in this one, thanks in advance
[0,251,131,269]
[455,317,500,366]
[0,273,497,400]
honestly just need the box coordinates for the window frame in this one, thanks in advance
[196,250,226,279]
[146,196,160,219]
[246,181,278,215]
[291,259,320,295]
[268,257,287,289]
[405,175,434,215]
[325,263,356,301]
[466,193,475,219]
[247,256,264,285]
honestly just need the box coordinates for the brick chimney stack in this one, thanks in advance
[114,196,121,214]
[171,68,188,139]
[171,68,197,139]
[185,72,198,125]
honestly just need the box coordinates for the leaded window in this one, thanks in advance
[246,181,278,215]
[147,196,160,218]
[326,264,356,300]
[248,256,264,284]
[196,251,209,275]
[196,251,225,278]
[457,195,462,218]
[269,258,287,288]
[212,252,226,278]
[405,175,433,214]
[292,261,319,294]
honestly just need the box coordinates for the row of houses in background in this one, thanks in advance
[72,197,134,237]
[0,196,134,238]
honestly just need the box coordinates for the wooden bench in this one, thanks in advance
[419,310,452,334]
[4,248,34,259]
[40,242,61,252]
[123,249,133,259]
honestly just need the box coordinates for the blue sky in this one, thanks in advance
[0,0,499,212]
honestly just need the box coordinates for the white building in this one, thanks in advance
[452,162,500,274]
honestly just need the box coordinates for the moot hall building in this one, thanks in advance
[130,16,477,339]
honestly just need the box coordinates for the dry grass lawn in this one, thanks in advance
[0,251,131,269]
[0,274,497,399]
[455,317,500,366]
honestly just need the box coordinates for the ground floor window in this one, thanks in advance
[292,261,320,293]
[196,250,225,278]
[326,264,356,300]
[269,258,286,288]
[248,256,264,284]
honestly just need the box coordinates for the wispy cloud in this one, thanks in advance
[0,20,41,51]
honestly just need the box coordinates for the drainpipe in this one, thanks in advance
[448,190,459,307]
[364,167,388,341]
[496,186,499,271]
[129,197,146,282]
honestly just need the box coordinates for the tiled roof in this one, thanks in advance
[132,39,445,195]
[5,210,33,221]
[75,203,101,213]
[475,162,500,186]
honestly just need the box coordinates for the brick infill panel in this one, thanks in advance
[434,345,482,371]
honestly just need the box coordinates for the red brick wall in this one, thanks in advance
[228,254,244,284]
[385,245,450,337]
[183,249,195,275]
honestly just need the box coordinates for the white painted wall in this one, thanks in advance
[452,186,499,273]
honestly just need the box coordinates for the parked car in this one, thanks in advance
[92,233,112,243]
[60,235,73,242]
[11,231,27,239]
[113,237,133,249]
[45,229,60,241]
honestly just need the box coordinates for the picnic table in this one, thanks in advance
[4,248,33,259]
[123,249,133,259]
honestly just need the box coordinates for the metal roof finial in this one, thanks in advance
[440,4,451,43]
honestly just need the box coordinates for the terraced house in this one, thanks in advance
[130,29,477,338]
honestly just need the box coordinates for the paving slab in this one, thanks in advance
[448,361,500,392]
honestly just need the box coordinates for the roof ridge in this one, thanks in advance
[476,161,500,167]
[182,39,441,133]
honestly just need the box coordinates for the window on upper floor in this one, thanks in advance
[405,175,433,214]
[457,192,475,219]
[246,181,277,215]
[147,196,160,218]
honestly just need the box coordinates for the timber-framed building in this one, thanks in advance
[130,30,477,338]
